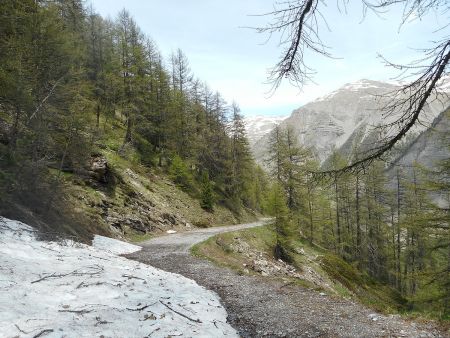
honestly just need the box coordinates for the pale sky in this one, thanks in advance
[89,0,447,117]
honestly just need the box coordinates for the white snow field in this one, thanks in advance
[0,217,238,338]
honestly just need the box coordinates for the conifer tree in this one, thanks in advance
[268,182,294,262]
[200,171,214,211]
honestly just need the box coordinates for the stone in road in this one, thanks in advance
[126,220,444,338]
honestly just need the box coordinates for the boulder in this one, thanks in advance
[88,155,108,183]
[162,213,177,225]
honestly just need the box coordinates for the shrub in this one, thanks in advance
[168,155,193,190]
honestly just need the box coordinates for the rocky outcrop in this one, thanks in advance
[227,236,333,291]
[73,166,197,237]
[101,197,189,235]
[87,154,109,183]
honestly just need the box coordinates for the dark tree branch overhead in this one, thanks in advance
[259,0,449,173]
[339,40,450,174]
[256,0,332,92]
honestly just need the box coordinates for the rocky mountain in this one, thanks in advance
[244,115,287,146]
[385,108,449,207]
[252,79,448,165]
[387,108,449,176]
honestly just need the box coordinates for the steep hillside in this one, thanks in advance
[388,109,449,172]
[385,108,450,207]
[1,121,258,243]
[0,2,263,242]
[193,225,409,314]
[252,79,447,165]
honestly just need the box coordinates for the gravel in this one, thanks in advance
[126,220,446,338]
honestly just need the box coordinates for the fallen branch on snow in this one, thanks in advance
[95,316,111,326]
[159,301,202,323]
[122,274,146,281]
[32,329,54,338]
[14,324,29,334]
[75,280,121,289]
[126,303,156,312]
[58,309,92,315]
[31,265,104,284]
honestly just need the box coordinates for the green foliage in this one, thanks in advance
[267,183,295,262]
[0,0,265,228]
[169,155,193,190]
[265,115,450,319]
[321,254,408,312]
[200,171,214,211]
[133,134,156,166]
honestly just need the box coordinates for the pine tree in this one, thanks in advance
[267,182,294,262]
[228,102,252,208]
[200,171,214,211]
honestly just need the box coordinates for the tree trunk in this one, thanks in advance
[396,169,402,290]
[355,174,361,263]
[96,103,100,129]
[334,174,341,255]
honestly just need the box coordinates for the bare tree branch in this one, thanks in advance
[32,329,54,338]
[259,0,449,172]
[323,40,450,174]
[255,0,333,92]
[159,300,202,323]
[31,265,104,283]
[28,76,65,121]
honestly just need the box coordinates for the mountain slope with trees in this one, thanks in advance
[258,110,450,318]
[0,0,267,241]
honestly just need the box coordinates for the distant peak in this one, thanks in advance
[340,79,392,91]
[244,115,288,121]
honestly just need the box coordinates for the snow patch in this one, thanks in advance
[92,235,141,255]
[341,79,384,91]
[437,74,450,92]
[245,115,288,144]
[0,217,238,337]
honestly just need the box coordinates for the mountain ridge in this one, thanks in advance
[244,115,288,146]
[249,78,449,166]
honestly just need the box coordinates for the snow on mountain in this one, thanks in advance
[0,217,238,337]
[244,115,287,145]
[437,74,450,92]
[252,79,448,164]
[284,79,400,162]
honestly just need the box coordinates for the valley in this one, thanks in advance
[0,0,449,337]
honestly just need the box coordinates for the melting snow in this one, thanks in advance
[92,235,141,255]
[0,217,238,337]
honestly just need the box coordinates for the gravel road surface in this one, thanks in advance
[126,220,445,338]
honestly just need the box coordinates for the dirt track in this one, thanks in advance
[127,220,444,338]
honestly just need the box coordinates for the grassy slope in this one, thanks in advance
[192,224,409,315]
[3,118,258,242]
